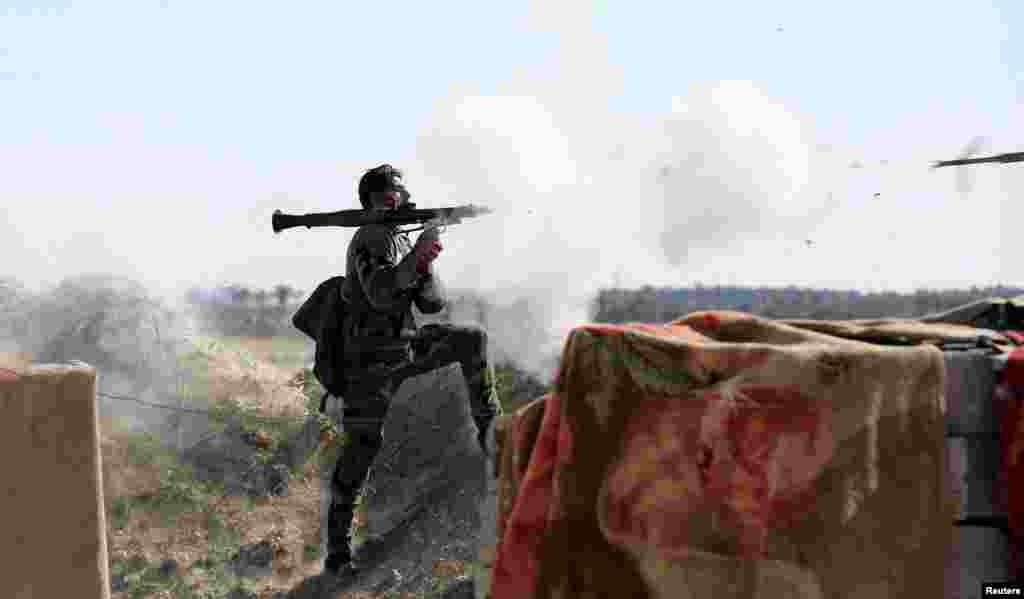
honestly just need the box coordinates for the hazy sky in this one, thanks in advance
[1,0,1022,309]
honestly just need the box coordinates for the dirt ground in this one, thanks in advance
[94,335,481,598]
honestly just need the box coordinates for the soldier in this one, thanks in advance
[323,164,503,577]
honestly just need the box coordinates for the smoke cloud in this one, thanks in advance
[404,76,824,381]
[0,274,216,444]
[369,2,833,381]
[655,82,814,263]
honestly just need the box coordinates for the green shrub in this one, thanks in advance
[494,361,552,412]
[109,495,132,530]
[123,432,167,468]
[109,554,148,579]
[303,543,322,562]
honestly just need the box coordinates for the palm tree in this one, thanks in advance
[254,289,269,308]
[274,284,293,308]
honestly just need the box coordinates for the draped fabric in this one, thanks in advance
[492,312,951,599]
[998,344,1024,578]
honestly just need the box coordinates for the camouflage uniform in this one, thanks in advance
[325,222,502,568]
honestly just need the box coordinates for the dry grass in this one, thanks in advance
[102,335,328,598]
[61,332,480,597]
[333,589,417,593]
[431,559,468,578]
[188,335,310,421]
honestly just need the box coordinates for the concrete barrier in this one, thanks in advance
[0,362,110,599]
[944,349,1012,598]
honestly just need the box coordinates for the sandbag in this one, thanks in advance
[492,311,952,599]
[999,346,1024,578]
[1,362,111,599]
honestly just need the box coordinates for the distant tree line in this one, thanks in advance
[185,284,307,337]
[185,284,305,309]
[590,284,1024,323]
[179,280,1024,338]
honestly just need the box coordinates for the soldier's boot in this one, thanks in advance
[325,426,382,577]
[468,361,502,455]
[324,496,357,576]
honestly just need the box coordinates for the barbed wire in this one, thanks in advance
[96,390,311,423]
[95,389,387,427]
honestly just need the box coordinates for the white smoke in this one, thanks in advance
[655,81,813,263]
[369,1,835,382]
[405,77,822,382]
[0,273,213,444]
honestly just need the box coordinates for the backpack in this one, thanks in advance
[292,276,348,407]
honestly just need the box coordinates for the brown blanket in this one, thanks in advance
[491,311,952,599]
[781,317,1010,347]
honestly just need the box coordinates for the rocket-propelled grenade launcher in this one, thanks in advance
[272,203,494,235]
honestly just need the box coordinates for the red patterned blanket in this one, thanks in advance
[492,312,951,598]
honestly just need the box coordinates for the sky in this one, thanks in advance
[1,0,1023,373]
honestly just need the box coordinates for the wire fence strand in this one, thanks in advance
[96,390,311,423]
[95,388,385,427]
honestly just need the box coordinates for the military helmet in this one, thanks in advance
[358,164,410,209]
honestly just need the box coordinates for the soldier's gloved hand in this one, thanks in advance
[414,228,443,272]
